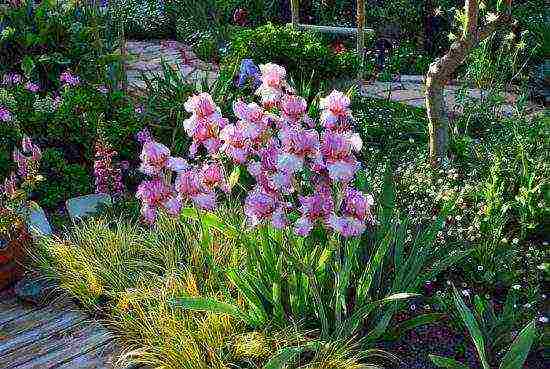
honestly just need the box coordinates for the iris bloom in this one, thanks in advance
[183,93,228,156]
[220,124,251,164]
[136,178,178,223]
[245,189,287,229]
[139,140,171,176]
[320,90,352,131]
[294,187,334,236]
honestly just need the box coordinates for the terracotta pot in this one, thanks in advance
[0,222,30,290]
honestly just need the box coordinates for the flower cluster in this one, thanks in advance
[0,137,43,231]
[135,62,373,237]
[0,106,12,123]
[59,70,80,87]
[93,137,124,197]
[2,73,22,86]
[135,127,229,223]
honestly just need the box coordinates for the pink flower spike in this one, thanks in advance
[281,94,307,123]
[328,214,366,238]
[12,148,28,177]
[167,157,189,172]
[21,136,33,153]
[139,140,171,176]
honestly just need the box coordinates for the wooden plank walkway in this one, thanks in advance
[0,289,119,369]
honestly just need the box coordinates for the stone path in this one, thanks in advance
[359,76,541,117]
[124,40,541,119]
[0,288,119,369]
[125,40,218,95]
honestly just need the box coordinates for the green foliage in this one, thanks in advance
[174,174,464,348]
[0,83,144,210]
[192,33,220,63]
[0,1,109,86]
[32,148,91,210]
[223,23,360,87]
[430,287,539,369]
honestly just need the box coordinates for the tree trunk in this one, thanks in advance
[426,39,472,165]
[425,0,512,165]
[290,0,299,27]
[356,0,366,81]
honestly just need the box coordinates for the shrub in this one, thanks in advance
[223,23,360,87]
[0,1,109,88]
[0,73,144,210]
[110,0,172,39]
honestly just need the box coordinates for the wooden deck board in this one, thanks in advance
[0,298,40,326]
[5,321,112,369]
[53,340,120,369]
[0,290,118,369]
[0,310,84,354]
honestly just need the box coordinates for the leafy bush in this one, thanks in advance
[223,23,360,86]
[0,74,144,210]
[34,148,93,210]
[0,1,109,88]
[110,0,172,39]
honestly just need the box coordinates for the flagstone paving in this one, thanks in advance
[124,39,542,118]
[125,40,218,95]
[359,79,542,117]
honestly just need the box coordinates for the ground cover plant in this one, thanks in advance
[0,1,547,369]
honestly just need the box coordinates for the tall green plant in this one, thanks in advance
[173,171,468,347]
[430,286,539,369]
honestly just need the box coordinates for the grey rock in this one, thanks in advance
[66,194,112,222]
[27,203,52,238]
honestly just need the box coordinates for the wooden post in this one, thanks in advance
[356,0,366,81]
[291,0,299,27]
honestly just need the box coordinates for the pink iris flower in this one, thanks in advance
[280,95,307,125]
[183,93,228,157]
[201,162,229,193]
[136,178,177,223]
[139,140,171,176]
[219,124,251,164]
[256,63,288,108]
[294,187,334,236]
[319,131,361,182]
[233,100,269,141]
[174,169,217,210]
[320,90,352,131]
[244,189,287,229]
[342,188,374,222]
[328,214,366,238]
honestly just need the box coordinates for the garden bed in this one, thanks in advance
[0,1,547,369]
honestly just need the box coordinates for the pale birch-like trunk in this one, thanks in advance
[290,0,299,27]
[426,0,512,165]
[356,0,366,82]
